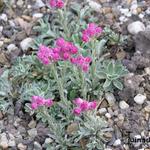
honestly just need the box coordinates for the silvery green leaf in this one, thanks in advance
[113,80,123,90]
[103,79,111,89]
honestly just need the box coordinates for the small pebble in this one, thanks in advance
[105,92,116,106]
[33,13,43,19]
[18,143,27,150]
[113,139,121,146]
[105,113,111,119]
[7,44,17,52]
[0,14,8,22]
[119,101,129,109]
[99,108,107,114]
[0,41,4,47]
[134,94,146,105]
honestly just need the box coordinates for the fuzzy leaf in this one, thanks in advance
[113,80,123,90]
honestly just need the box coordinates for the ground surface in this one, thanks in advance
[0,0,150,149]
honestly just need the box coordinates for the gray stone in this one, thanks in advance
[28,120,36,129]
[28,128,38,138]
[0,133,9,149]
[34,141,42,150]
[105,92,116,106]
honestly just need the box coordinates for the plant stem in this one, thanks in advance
[80,70,87,99]
[58,9,70,39]
[51,63,68,107]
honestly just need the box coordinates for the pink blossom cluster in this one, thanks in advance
[37,38,78,65]
[37,45,60,65]
[73,98,97,116]
[55,38,78,60]
[49,0,64,9]
[70,55,92,72]
[31,96,53,110]
[82,23,102,42]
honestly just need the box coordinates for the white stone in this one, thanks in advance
[34,0,45,9]
[126,12,132,17]
[0,14,8,22]
[105,92,116,106]
[139,13,145,19]
[99,108,107,114]
[88,1,101,11]
[9,20,16,27]
[127,21,145,35]
[20,38,33,51]
[120,8,129,15]
[0,26,3,32]
[134,94,146,105]
[146,8,150,15]
[17,0,24,7]
[113,139,121,146]
[33,13,43,19]
[119,16,128,22]
[119,101,129,109]
[145,67,150,75]
[0,41,4,47]
[7,44,17,52]
[105,113,111,119]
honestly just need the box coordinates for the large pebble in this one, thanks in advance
[33,13,43,19]
[0,133,9,149]
[119,101,129,109]
[134,94,146,105]
[127,21,145,35]
[27,128,38,138]
[88,1,102,11]
[20,38,33,51]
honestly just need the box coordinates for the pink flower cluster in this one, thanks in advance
[70,55,92,72]
[82,23,102,43]
[73,98,97,116]
[31,96,53,110]
[37,45,60,65]
[37,38,78,65]
[49,0,64,9]
[55,38,78,60]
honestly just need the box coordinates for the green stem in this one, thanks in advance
[51,63,67,107]
[58,9,70,39]
[91,39,97,82]
[80,70,87,99]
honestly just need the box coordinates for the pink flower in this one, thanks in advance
[37,45,52,65]
[88,101,97,110]
[63,53,70,60]
[44,99,53,107]
[82,64,89,72]
[73,98,84,106]
[70,55,92,72]
[73,107,82,116]
[80,101,89,111]
[57,0,64,8]
[82,23,102,43]
[49,0,64,9]
[31,103,38,110]
[73,98,97,115]
[31,96,54,110]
